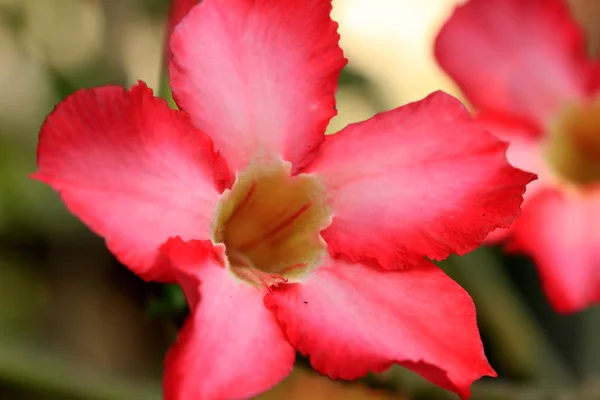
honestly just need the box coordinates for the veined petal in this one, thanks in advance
[435,0,591,127]
[511,189,600,313]
[34,82,230,281]
[305,92,534,268]
[161,238,295,400]
[265,259,495,399]
[169,0,346,173]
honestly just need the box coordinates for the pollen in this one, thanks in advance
[211,162,332,287]
[544,96,600,186]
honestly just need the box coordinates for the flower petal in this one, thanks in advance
[164,0,199,61]
[511,189,600,313]
[305,91,534,268]
[475,113,551,244]
[169,0,346,173]
[265,259,495,399]
[34,82,230,281]
[435,0,591,127]
[161,238,295,400]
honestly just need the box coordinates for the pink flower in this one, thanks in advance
[35,0,533,398]
[436,0,600,313]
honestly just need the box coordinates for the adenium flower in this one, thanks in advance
[436,0,600,313]
[35,0,533,399]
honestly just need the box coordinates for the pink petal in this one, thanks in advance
[161,238,295,400]
[304,92,534,268]
[475,113,546,176]
[475,113,552,244]
[164,0,199,61]
[511,189,600,313]
[34,82,230,281]
[435,0,592,127]
[169,0,346,173]
[265,259,495,399]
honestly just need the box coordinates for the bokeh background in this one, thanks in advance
[1,0,600,399]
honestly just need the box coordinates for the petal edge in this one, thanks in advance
[34,82,230,281]
[169,0,347,173]
[161,238,296,400]
[265,259,496,399]
[305,91,535,268]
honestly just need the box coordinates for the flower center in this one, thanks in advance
[211,162,331,288]
[544,96,600,187]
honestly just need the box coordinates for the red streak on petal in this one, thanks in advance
[238,203,312,252]
[224,182,257,225]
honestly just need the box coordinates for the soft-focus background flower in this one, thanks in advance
[0,0,599,399]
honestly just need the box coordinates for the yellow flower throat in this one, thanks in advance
[211,162,331,287]
[545,96,600,187]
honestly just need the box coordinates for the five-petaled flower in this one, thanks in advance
[436,0,600,313]
[34,0,534,399]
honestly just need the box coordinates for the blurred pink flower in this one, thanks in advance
[436,0,600,313]
[35,0,533,398]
